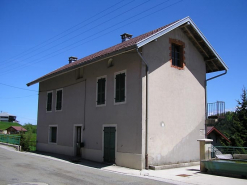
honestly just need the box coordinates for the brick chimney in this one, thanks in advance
[120,33,132,42]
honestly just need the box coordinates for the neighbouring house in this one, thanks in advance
[207,126,231,146]
[6,126,27,134]
[27,17,228,170]
[0,112,17,122]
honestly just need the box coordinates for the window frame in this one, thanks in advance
[114,70,127,105]
[46,91,53,112]
[55,88,63,111]
[96,75,107,107]
[48,125,58,144]
[169,38,185,70]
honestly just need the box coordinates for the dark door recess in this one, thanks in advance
[104,127,116,163]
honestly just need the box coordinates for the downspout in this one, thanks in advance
[205,70,227,138]
[136,47,149,170]
[83,79,87,131]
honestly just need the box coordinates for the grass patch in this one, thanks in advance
[0,121,21,130]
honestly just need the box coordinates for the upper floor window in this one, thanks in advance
[114,70,126,104]
[96,76,106,106]
[169,38,185,70]
[56,89,63,111]
[46,91,53,112]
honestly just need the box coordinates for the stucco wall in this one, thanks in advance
[37,52,143,169]
[142,28,206,166]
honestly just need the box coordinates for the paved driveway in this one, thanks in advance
[0,146,172,185]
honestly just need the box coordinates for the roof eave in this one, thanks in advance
[27,45,137,86]
[137,16,228,72]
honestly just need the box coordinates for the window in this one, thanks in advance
[56,89,63,111]
[169,38,185,69]
[114,70,126,104]
[96,76,106,106]
[46,91,52,112]
[49,126,57,143]
[172,44,182,67]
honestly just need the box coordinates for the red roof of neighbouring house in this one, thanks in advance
[207,126,231,143]
[27,17,228,86]
[7,126,27,132]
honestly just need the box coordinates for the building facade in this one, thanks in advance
[27,17,228,169]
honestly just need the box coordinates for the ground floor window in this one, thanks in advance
[49,126,57,143]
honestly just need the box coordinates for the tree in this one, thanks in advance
[20,123,37,151]
[228,87,247,147]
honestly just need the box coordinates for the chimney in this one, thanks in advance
[120,33,132,42]
[69,56,77,64]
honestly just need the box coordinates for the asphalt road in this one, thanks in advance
[0,146,173,185]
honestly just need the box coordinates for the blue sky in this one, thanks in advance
[0,0,246,125]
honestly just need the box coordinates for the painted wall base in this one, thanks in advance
[81,148,102,162]
[116,152,143,170]
[37,143,74,156]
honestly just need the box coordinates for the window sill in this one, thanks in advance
[96,104,106,107]
[114,101,126,105]
[48,142,57,145]
[171,64,185,70]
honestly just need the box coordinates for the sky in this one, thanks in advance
[0,0,247,125]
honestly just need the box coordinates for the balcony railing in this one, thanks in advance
[207,101,225,119]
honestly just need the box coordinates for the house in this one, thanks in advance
[6,126,27,134]
[27,17,228,170]
[207,126,231,146]
[0,112,17,122]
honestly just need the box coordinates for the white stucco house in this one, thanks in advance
[27,17,228,169]
[0,112,17,122]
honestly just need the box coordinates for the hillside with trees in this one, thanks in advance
[210,87,247,147]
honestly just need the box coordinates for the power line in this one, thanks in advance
[0,82,38,92]
[0,0,183,77]
[0,0,133,67]
[0,0,148,71]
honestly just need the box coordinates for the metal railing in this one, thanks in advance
[0,134,20,145]
[211,146,247,158]
[207,101,225,119]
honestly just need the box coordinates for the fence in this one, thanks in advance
[211,146,247,158]
[0,134,20,145]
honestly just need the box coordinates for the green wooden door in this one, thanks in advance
[104,127,116,163]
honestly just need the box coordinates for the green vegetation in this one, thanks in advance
[0,121,21,130]
[212,87,247,147]
[20,123,37,151]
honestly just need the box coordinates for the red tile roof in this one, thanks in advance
[8,126,27,132]
[207,126,231,143]
[27,20,178,86]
